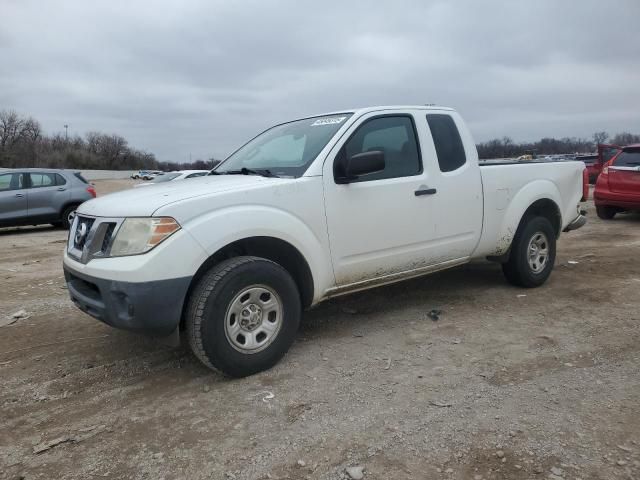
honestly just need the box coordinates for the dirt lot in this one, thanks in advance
[1,180,639,480]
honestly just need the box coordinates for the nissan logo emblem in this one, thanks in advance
[75,222,88,245]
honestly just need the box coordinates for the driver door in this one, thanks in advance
[322,112,442,286]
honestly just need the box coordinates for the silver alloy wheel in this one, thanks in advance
[224,285,283,354]
[527,231,549,273]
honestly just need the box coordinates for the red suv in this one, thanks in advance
[582,144,620,184]
[594,144,640,219]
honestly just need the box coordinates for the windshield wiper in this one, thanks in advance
[216,167,278,178]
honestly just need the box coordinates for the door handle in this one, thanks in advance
[414,188,437,196]
[57,187,66,191]
[15,193,24,198]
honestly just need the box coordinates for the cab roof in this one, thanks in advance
[320,105,455,117]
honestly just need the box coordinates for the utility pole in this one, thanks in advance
[64,124,68,141]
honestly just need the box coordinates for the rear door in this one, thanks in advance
[26,172,70,220]
[0,172,28,222]
[608,148,640,195]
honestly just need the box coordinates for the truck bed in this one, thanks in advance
[474,159,585,258]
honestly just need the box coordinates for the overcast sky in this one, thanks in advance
[1,0,639,161]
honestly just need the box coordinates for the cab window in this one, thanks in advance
[336,115,421,182]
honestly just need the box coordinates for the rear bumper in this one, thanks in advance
[594,189,640,210]
[563,213,587,232]
[64,264,191,336]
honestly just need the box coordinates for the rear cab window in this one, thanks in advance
[426,114,467,172]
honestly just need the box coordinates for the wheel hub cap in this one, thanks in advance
[527,232,549,273]
[240,304,263,331]
[225,285,283,353]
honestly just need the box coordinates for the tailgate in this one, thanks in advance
[608,148,640,195]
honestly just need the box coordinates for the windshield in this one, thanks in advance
[214,113,353,177]
[150,172,180,183]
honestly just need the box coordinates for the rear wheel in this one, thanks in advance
[596,205,617,220]
[186,256,301,377]
[502,216,556,288]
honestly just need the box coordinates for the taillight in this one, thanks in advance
[87,186,97,198]
[581,167,589,201]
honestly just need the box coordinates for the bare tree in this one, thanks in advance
[593,131,609,145]
[611,132,640,146]
[0,110,26,149]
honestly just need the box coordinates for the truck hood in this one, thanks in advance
[78,175,288,217]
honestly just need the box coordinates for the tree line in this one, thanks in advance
[0,109,219,171]
[2,109,639,168]
[476,131,640,159]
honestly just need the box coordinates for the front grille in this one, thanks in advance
[99,223,117,255]
[68,216,122,264]
[73,216,95,250]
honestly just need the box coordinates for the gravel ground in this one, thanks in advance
[1,180,639,480]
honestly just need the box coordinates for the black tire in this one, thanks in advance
[502,216,556,288]
[596,205,617,220]
[60,205,79,229]
[186,256,301,377]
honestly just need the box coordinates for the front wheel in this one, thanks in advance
[502,216,556,288]
[186,256,301,377]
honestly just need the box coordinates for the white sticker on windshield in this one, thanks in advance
[310,116,346,126]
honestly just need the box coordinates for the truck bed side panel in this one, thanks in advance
[475,161,584,257]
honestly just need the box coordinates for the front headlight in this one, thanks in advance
[110,217,180,257]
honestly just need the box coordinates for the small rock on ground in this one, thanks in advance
[346,465,364,479]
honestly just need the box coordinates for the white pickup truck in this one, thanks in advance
[63,105,588,377]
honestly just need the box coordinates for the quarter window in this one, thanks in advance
[337,115,421,182]
[55,173,67,186]
[426,114,467,172]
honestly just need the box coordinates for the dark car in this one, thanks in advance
[0,169,96,229]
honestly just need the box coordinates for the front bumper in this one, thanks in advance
[64,264,192,336]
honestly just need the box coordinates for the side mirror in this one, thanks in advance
[337,150,385,184]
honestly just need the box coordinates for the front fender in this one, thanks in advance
[179,205,334,303]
